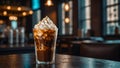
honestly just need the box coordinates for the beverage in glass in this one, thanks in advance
[33,16,58,64]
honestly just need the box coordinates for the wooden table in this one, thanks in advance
[0,53,120,68]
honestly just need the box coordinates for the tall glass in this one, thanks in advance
[33,28,58,64]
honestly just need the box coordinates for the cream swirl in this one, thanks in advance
[34,16,57,30]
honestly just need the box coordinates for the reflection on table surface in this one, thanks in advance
[0,53,120,68]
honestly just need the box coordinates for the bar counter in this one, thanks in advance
[0,53,120,68]
[0,43,34,54]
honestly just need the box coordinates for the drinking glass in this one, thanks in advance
[33,28,58,64]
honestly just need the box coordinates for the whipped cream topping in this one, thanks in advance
[34,16,57,30]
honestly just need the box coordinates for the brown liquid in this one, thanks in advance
[33,29,56,62]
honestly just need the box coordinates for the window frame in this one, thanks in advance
[78,0,91,36]
[103,0,120,35]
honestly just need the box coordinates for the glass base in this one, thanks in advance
[36,60,55,64]
[36,63,55,68]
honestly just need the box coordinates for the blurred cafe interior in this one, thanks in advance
[1,0,120,67]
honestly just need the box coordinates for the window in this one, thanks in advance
[32,0,41,27]
[58,1,73,35]
[32,10,41,27]
[103,0,119,35]
[78,0,91,37]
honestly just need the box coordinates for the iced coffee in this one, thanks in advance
[33,16,58,64]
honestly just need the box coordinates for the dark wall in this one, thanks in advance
[41,0,79,36]
[73,0,78,36]
[91,0,102,36]
[41,0,57,25]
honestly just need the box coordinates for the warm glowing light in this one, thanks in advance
[7,6,11,10]
[0,20,4,24]
[45,0,54,6]
[29,10,33,14]
[65,17,70,23]
[0,5,33,17]
[9,16,18,20]
[64,3,70,11]
[17,7,22,11]
[22,12,27,16]
[3,11,7,16]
